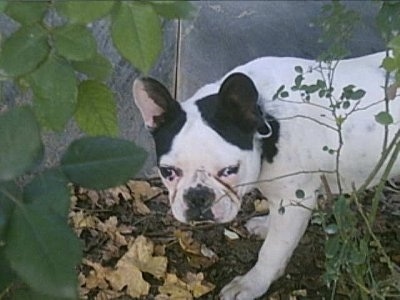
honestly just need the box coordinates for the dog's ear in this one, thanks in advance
[133,77,180,130]
[217,73,262,133]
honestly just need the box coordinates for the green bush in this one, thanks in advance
[0,1,193,298]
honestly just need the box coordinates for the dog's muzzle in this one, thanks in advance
[184,184,216,221]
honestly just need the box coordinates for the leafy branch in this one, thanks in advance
[0,1,194,298]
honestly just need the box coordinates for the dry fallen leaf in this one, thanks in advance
[127,180,163,200]
[224,228,240,240]
[128,180,163,215]
[175,230,202,255]
[127,235,167,278]
[70,211,100,236]
[97,216,128,247]
[185,272,215,298]
[254,199,269,213]
[158,272,215,299]
[175,230,218,268]
[105,235,168,298]
[81,259,110,290]
[106,263,150,298]
[158,273,193,300]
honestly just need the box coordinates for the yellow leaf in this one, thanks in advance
[185,272,215,298]
[254,199,269,213]
[125,235,167,279]
[127,180,162,215]
[158,273,193,300]
[175,230,202,255]
[127,180,162,201]
[106,264,150,298]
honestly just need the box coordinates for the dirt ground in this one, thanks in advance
[71,177,400,300]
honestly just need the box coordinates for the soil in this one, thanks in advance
[73,177,400,300]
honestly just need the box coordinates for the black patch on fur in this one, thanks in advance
[196,95,280,163]
[196,95,254,150]
[261,114,280,163]
[152,106,186,161]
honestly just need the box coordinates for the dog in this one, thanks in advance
[133,51,400,299]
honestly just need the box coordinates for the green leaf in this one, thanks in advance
[273,85,285,99]
[280,91,289,98]
[375,111,394,125]
[75,80,118,137]
[325,235,341,259]
[0,181,20,239]
[0,1,7,12]
[30,56,77,131]
[342,100,350,109]
[349,89,366,100]
[8,287,64,300]
[294,65,303,73]
[382,56,398,72]
[295,189,305,199]
[0,25,49,77]
[71,52,112,81]
[23,170,70,219]
[111,2,162,74]
[324,223,338,235]
[376,3,400,42]
[389,36,400,50]
[0,248,16,292]
[151,1,195,19]
[294,75,303,87]
[53,24,97,61]
[61,137,147,189]
[56,0,114,24]
[349,245,366,265]
[304,84,320,94]
[5,1,47,25]
[0,107,43,181]
[5,204,81,299]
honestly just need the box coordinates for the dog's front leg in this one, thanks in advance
[220,194,315,300]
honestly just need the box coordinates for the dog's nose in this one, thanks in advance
[184,184,215,221]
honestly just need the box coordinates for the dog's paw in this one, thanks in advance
[220,274,267,300]
[245,215,270,239]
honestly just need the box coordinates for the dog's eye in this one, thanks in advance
[217,165,240,177]
[159,166,182,181]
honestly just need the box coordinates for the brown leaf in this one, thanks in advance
[106,264,150,298]
[82,260,110,290]
[127,180,162,201]
[185,272,215,298]
[175,230,202,255]
[158,272,214,299]
[254,199,269,213]
[386,82,399,101]
[128,180,162,215]
[125,235,167,279]
[158,273,193,300]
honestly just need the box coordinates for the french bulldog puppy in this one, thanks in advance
[133,51,400,299]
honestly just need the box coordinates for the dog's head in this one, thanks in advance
[133,73,279,224]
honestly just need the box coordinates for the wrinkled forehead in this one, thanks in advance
[159,119,244,169]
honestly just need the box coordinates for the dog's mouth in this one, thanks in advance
[175,176,242,224]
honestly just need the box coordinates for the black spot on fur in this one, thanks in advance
[152,107,186,161]
[196,95,280,163]
[196,95,254,150]
[261,114,280,163]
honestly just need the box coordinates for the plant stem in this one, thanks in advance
[358,129,400,194]
[369,132,400,225]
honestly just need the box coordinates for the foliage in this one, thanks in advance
[274,1,400,298]
[0,0,193,298]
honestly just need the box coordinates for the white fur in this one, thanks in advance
[136,52,400,299]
